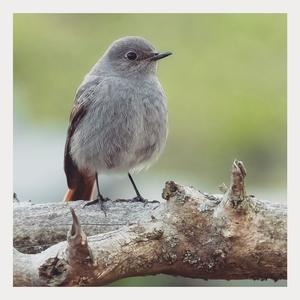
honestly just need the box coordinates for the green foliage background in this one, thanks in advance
[14,14,286,286]
[14,13,286,188]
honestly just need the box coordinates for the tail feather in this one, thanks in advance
[63,176,95,202]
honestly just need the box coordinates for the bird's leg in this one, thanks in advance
[128,172,148,204]
[83,172,107,216]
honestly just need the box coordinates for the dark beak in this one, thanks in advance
[149,51,172,61]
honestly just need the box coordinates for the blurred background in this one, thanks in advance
[13,13,286,286]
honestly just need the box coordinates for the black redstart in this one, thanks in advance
[63,36,172,209]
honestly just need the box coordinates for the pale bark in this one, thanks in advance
[13,160,287,286]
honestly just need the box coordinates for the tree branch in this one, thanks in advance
[13,160,287,286]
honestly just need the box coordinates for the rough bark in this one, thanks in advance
[13,160,287,286]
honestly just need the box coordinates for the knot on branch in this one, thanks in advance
[162,180,220,214]
[162,181,180,200]
[39,256,69,286]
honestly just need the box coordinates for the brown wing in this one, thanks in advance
[64,78,101,189]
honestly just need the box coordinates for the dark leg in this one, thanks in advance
[83,172,107,216]
[95,172,102,199]
[128,172,146,203]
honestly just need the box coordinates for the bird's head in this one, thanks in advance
[93,36,172,77]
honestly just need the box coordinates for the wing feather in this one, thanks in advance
[64,78,101,188]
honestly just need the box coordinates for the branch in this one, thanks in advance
[13,160,286,286]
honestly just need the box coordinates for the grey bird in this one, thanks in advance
[63,36,172,209]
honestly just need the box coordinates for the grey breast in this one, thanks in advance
[70,75,168,174]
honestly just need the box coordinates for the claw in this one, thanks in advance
[83,196,108,217]
[131,196,159,207]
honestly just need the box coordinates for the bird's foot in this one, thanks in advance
[132,195,159,207]
[83,196,109,216]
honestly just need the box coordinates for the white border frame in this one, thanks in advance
[1,1,298,299]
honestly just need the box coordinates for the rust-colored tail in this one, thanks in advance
[63,176,95,202]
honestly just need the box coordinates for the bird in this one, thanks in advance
[63,36,172,210]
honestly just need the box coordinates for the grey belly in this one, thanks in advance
[70,97,168,174]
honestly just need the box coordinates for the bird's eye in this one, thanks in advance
[125,51,137,61]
